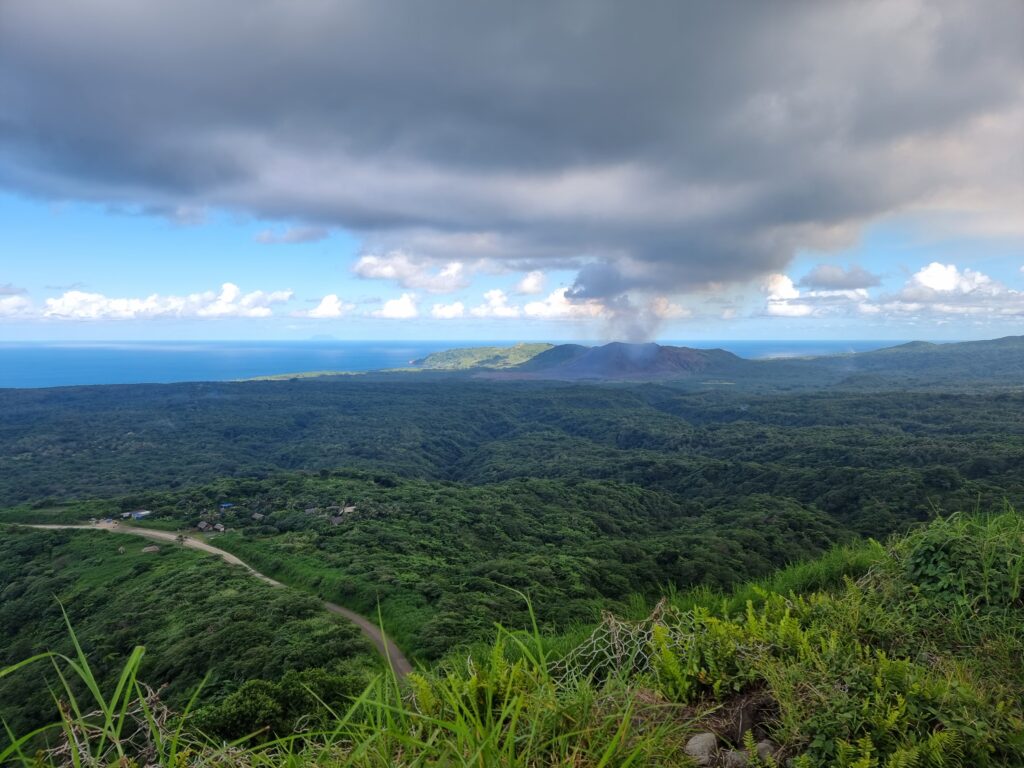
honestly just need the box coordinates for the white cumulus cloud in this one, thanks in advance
[514,271,546,295]
[42,283,293,320]
[523,288,605,320]
[762,274,813,316]
[0,295,32,317]
[354,251,469,293]
[197,283,293,318]
[902,262,995,298]
[373,292,419,319]
[300,294,352,318]
[759,262,1024,321]
[431,301,465,319]
[878,262,1024,317]
[765,301,814,317]
[763,274,801,301]
[470,289,520,318]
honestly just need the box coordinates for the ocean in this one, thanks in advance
[0,339,903,388]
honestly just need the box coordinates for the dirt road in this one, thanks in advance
[19,523,413,676]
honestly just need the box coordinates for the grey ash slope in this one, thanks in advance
[509,341,749,381]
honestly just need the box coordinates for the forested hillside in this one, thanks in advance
[5,345,1024,765]
[5,513,1023,766]
[5,375,1024,664]
[412,342,553,369]
[13,473,851,659]
[3,380,1024,517]
[0,527,380,739]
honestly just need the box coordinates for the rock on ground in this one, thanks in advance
[684,732,719,766]
[756,740,778,762]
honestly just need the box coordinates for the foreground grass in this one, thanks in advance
[4,512,1024,766]
[2,606,693,767]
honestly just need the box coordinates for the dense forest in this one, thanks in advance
[18,473,850,659]
[4,371,1024,662]
[3,380,1024,518]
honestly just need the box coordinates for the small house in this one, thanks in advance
[142,545,160,554]
[305,507,318,515]
[196,521,212,532]
[343,505,357,514]
[120,512,132,519]
[131,510,152,520]
[213,523,226,532]
[329,515,344,526]
[252,512,265,521]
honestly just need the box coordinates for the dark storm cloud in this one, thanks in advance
[1,0,1021,305]
[800,265,882,290]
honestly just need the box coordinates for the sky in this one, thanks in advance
[1,0,1022,342]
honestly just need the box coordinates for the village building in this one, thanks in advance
[196,521,212,531]
[213,523,226,532]
[252,512,265,521]
[142,545,160,554]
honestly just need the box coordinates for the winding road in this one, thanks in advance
[19,523,413,677]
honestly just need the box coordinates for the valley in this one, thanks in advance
[3,337,1024,765]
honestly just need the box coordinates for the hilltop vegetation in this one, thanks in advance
[5,513,1023,766]
[412,342,553,369]
[57,471,850,660]
[802,335,1024,383]
[0,527,379,740]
